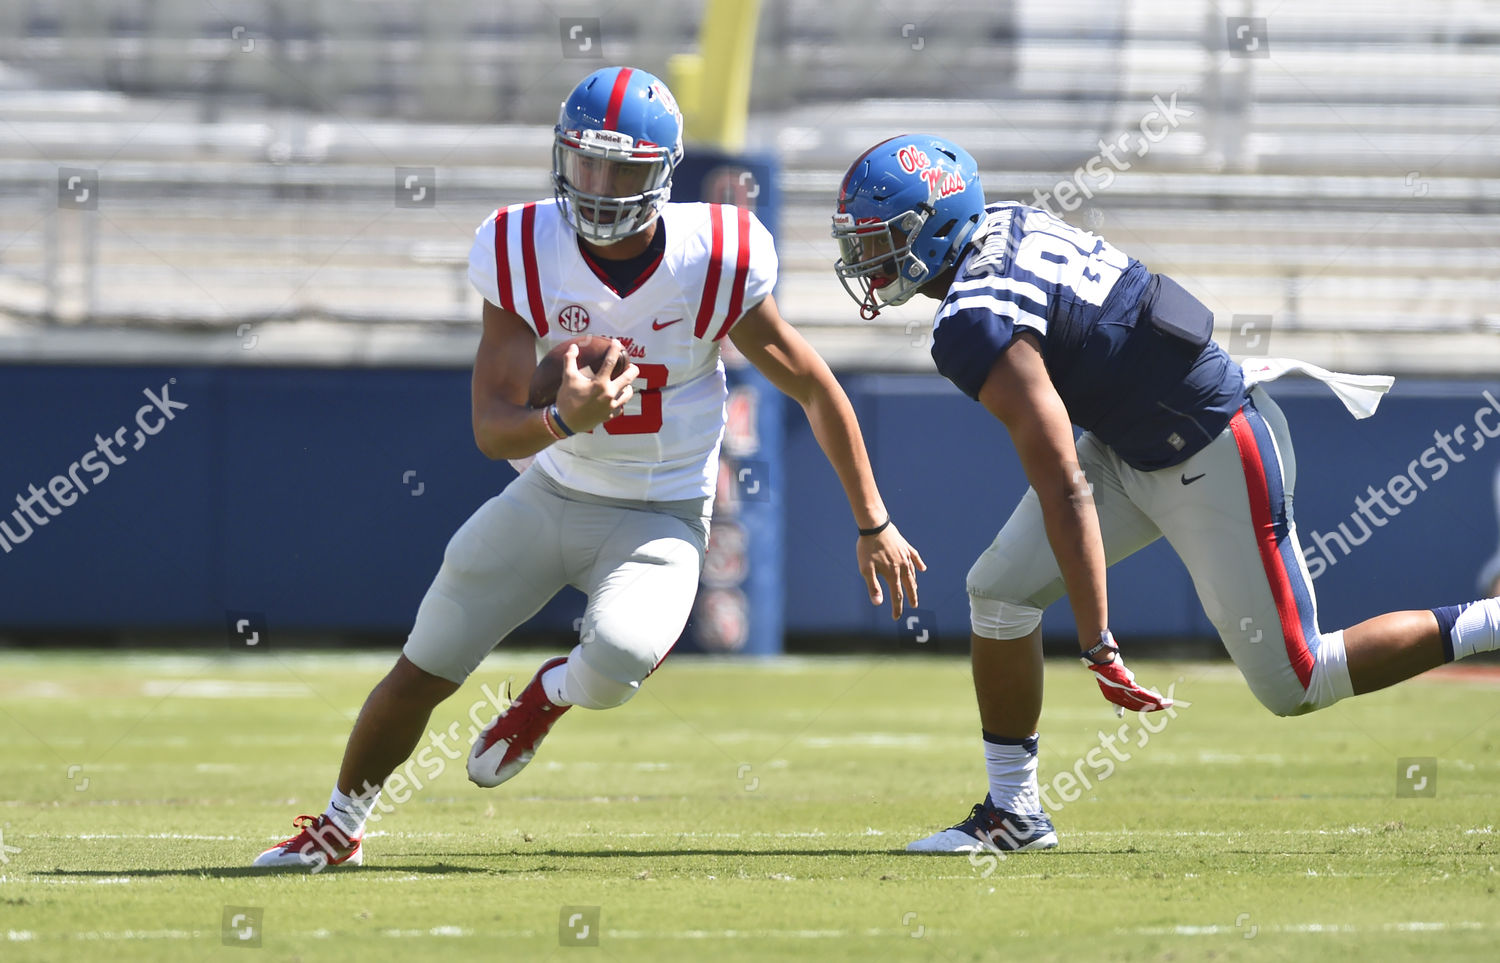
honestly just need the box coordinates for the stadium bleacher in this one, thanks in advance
[0,0,1496,374]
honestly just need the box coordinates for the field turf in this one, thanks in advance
[1,650,1498,961]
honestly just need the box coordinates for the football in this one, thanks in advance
[527,335,630,409]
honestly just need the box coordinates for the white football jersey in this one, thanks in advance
[468,199,777,501]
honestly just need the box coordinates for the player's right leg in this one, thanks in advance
[254,469,570,868]
[909,433,1162,854]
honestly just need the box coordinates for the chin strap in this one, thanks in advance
[859,279,886,320]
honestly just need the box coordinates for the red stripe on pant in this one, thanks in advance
[1228,410,1314,688]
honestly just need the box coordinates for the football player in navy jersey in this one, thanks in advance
[833,134,1500,854]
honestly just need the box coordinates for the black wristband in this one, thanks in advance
[858,517,891,537]
[1081,631,1118,665]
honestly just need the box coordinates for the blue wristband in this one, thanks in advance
[548,404,576,437]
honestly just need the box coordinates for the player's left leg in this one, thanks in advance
[1340,420,1500,690]
[467,497,707,786]
[1152,387,1500,716]
[1340,594,1500,694]
[1247,388,1500,698]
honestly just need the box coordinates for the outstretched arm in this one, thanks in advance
[976,332,1107,651]
[729,294,926,618]
[978,332,1171,712]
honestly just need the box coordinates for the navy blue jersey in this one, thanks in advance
[929,203,1247,471]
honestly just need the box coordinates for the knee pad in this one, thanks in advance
[561,645,641,710]
[1257,629,1353,717]
[1299,629,1353,714]
[969,595,1044,640]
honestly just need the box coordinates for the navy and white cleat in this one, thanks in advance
[906,794,1058,853]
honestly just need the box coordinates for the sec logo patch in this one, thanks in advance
[558,304,591,333]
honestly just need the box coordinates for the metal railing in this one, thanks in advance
[0,0,1496,374]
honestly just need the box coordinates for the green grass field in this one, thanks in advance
[2,650,1497,962]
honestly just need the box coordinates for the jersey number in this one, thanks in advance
[602,363,669,435]
[1012,216,1128,307]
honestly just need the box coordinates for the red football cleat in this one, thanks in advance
[252,813,362,870]
[467,657,571,788]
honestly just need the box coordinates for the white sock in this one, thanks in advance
[541,661,573,706]
[982,732,1041,815]
[325,784,380,837]
[1437,598,1500,661]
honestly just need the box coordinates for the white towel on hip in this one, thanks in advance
[1241,357,1395,420]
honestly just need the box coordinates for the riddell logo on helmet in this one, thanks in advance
[558,305,591,333]
[897,144,965,200]
[579,129,634,150]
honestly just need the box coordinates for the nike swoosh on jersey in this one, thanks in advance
[651,317,684,330]
[1181,473,1206,485]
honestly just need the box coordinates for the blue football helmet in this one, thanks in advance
[832,135,985,318]
[553,66,685,245]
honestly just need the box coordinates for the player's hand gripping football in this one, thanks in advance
[1083,632,1174,714]
[555,340,640,433]
[858,523,927,620]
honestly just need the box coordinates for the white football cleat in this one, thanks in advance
[252,813,363,870]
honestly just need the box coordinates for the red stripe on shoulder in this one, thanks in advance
[1229,411,1314,688]
[519,203,548,336]
[714,207,754,341]
[694,204,726,339]
[493,208,515,314]
[603,67,635,131]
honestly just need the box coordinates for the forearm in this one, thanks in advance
[472,401,560,461]
[1035,479,1109,650]
[802,374,886,530]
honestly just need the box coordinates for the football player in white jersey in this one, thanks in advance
[253,67,924,870]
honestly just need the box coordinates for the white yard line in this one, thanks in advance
[7,921,1489,944]
[1128,921,1489,937]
